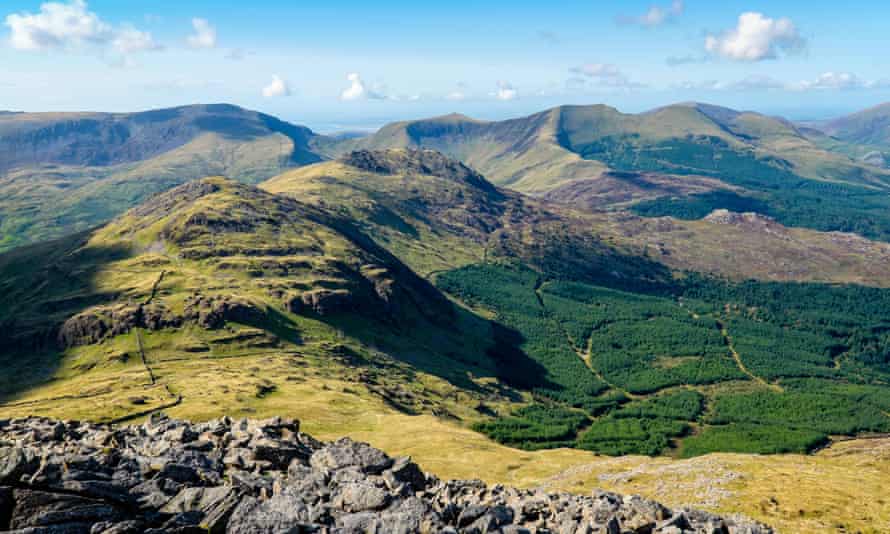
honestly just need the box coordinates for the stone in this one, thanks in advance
[334,482,391,512]
[309,438,393,474]
[10,489,122,529]
[382,456,426,491]
[0,416,774,534]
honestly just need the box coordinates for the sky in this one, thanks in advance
[1,0,889,132]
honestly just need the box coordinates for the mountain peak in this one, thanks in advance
[338,149,499,193]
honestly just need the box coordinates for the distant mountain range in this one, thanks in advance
[0,104,324,250]
[4,103,890,532]
[6,100,890,252]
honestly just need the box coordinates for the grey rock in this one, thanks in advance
[0,416,774,534]
[310,438,393,474]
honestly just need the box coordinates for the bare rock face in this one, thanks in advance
[703,209,781,230]
[0,415,774,533]
[58,302,182,348]
[58,294,267,348]
[182,294,266,330]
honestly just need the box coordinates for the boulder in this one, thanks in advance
[0,416,775,534]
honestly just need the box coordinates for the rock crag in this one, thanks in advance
[0,415,773,533]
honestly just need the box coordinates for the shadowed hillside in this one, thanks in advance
[0,175,541,424]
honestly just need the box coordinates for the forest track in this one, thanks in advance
[715,319,783,393]
[533,278,642,400]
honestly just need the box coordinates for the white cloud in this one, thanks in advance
[569,63,646,89]
[187,18,216,49]
[4,0,161,65]
[5,0,110,50]
[676,72,890,93]
[705,12,805,61]
[112,26,161,55]
[729,75,785,91]
[262,75,291,98]
[446,82,469,101]
[618,0,684,28]
[790,72,890,91]
[340,73,387,101]
[493,80,518,101]
[676,75,784,91]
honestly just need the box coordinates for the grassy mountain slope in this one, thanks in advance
[0,175,524,425]
[0,104,326,251]
[4,151,890,531]
[821,102,890,146]
[581,209,890,287]
[805,103,890,169]
[273,148,890,288]
[337,103,890,242]
[264,150,890,458]
[339,103,890,192]
[263,148,663,286]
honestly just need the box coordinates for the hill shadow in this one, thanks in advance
[0,232,132,404]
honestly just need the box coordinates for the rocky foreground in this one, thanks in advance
[0,415,772,533]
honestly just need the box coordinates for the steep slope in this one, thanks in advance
[265,150,890,460]
[338,103,890,241]
[806,103,890,169]
[331,109,613,193]
[263,148,665,286]
[0,104,326,251]
[0,176,517,424]
[340,103,890,193]
[821,102,890,146]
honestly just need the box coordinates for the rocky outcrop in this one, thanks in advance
[340,149,501,196]
[182,294,266,330]
[58,303,182,348]
[703,210,781,231]
[0,415,773,533]
[58,295,266,348]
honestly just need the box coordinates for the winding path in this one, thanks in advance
[533,279,641,400]
[715,318,784,393]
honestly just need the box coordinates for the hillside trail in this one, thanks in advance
[114,270,183,424]
[714,317,784,393]
[533,279,642,401]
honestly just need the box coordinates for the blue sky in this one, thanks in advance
[2,0,889,132]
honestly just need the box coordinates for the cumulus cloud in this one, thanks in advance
[569,63,646,89]
[618,0,684,28]
[493,80,518,101]
[187,18,216,49]
[112,26,161,55]
[5,0,110,50]
[262,75,291,98]
[705,12,805,61]
[340,73,387,101]
[5,0,161,65]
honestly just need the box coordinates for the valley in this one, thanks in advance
[4,104,890,533]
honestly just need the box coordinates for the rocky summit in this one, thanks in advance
[0,415,771,534]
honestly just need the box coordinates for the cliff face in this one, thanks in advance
[0,414,772,533]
